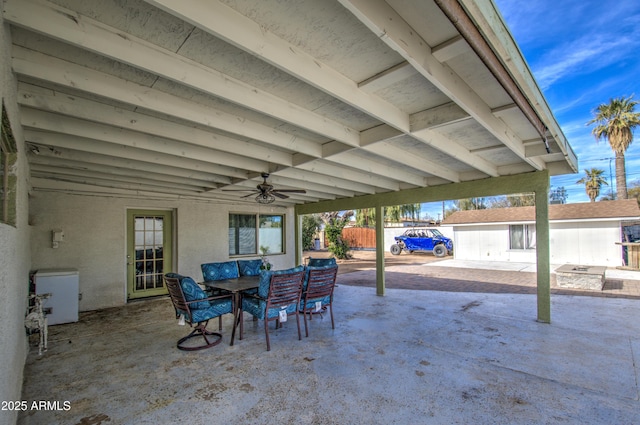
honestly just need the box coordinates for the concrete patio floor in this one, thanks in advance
[19,259,640,425]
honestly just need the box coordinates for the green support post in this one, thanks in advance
[535,181,551,323]
[375,204,385,296]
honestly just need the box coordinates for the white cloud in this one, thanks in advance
[533,36,634,90]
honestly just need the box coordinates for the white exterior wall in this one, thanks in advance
[0,19,32,425]
[452,225,515,261]
[550,221,622,266]
[30,192,296,311]
[450,220,624,267]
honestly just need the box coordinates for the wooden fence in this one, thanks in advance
[342,227,376,249]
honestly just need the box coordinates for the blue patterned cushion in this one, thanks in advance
[241,297,265,319]
[238,259,262,276]
[307,257,337,267]
[301,296,331,311]
[267,303,298,319]
[179,277,209,310]
[201,261,239,281]
[242,296,300,320]
[190,298,233,323]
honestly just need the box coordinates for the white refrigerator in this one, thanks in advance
[34,268,79,325]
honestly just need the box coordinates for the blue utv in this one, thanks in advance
[389,228,453,258]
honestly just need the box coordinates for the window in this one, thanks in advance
[229,213,284,256]
[259,214,283,254]
[509,224,536,249]
[1,101,17,226]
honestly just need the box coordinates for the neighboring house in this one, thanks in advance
[442,200,640,267]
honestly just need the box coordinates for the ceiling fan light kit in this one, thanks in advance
[256,193,275,204]
[222,173,306,204]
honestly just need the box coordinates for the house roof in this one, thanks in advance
[4,0,577,206]
[442,200,640,225]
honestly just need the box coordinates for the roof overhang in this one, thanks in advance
[4,0,578,206]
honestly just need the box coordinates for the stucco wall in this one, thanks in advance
[0,19,32,425]
[549,221,622,266]
[450,221,624,267]
[30,192,296,311]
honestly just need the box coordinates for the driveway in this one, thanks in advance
[304,250,640,299]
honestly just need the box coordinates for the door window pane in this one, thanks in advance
[134,215,165,290]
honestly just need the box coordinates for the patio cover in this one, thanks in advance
[3,0,578,321]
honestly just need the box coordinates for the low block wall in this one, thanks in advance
[555,264,605,290]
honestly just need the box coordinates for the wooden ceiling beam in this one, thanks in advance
[18,83,294,167]
[144,0,409,133]
[5,0,360,146]
[24,130,249,179]
[21,108,269,173]
[339,0,545,172]
[29,155,219,190]
[14,50,323,158]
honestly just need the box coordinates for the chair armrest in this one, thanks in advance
[203,293,233,302]
[241,292,265,301]
[184,293,232,307]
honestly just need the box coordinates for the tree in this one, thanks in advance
[455,197,487,210]
[355,208,375,227]
[301,214,322,250]
[576,168,608,202]
[320,211,353,259]
[488,194,534,208]
[355,204,421,227]
[587,96,640,199]
[549,186,568,204]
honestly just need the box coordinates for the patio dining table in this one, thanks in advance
[204,276,260,346]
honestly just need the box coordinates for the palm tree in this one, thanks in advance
[576,168,608,202]
[587,96,640,199]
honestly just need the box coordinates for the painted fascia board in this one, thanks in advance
[445,217,638,227]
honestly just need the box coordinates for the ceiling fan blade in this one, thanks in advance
[271,191,290,199]
[241,192,256,198]
[221,189,258,192]
[271,189,306,194]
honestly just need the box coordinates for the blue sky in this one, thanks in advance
[422,0,640,220]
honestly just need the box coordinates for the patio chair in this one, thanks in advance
[240,266,305,351]
[300,265,338,337]
[164,274,233,351]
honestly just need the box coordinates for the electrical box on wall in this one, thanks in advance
[52,229,64,248]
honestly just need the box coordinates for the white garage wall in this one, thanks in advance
[30,192,295,311]
[452,225,515,261]
[450,220,624,267]
[550,221,622,266]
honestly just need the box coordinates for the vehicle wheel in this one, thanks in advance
[390,244,402,255]
[433,244,447,257]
